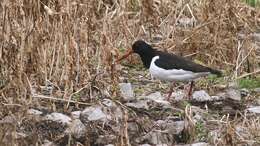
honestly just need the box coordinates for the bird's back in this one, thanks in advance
[154,51,222,77]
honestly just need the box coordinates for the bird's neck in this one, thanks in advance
[139,50,156,69]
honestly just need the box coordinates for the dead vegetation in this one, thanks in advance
[0,0,260,145]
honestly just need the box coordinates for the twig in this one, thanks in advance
[236,45,255,77]
[33,94,92,106]
[236,69,260,79]
[66,83,91,108]
[235,40,244,78]
[2,103,22,107]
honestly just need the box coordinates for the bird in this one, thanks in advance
[117,40,222,100]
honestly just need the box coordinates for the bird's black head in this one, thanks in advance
[116,40,156,69]
[132,40,154,56]
[131,40,156,68]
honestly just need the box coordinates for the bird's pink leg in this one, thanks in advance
[167,82,175,100]
[187,81,194,99]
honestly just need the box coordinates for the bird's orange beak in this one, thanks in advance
[116,48,133,63]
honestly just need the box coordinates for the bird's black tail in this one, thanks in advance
[208,68,222,77]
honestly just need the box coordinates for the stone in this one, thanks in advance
[156,120,185,134]
[145,92,170,105]
[80,106,109,122]
[102,99,116,107]
[254,88,260,93]
[235,126,250,138]
[177,17,196,28]
[139,144,152,146]
[175,142,209,146]
[257,99,260,105]
[119,83,134,101]
[71,111,81,119]
[125,100,149,110]
[136,120,184,144]
[191,142,209,146]
[69,119,86,140]
[0,116,16,124]
[128,122,139,136]
[42,139,57,146]
[16,132,27,139]
[136,130,166,144]
[172,90,185,101]
[228,81,239,89]
[95,135,117,145]
[114,107,123,120]
[192,90,212,101]
[252,32,260,41]
[226,88,241,101]
[210,96,222,101]
[240,88,250,97]
[44,112,71,125]
[27,109,43,116]
[247,106,260,114]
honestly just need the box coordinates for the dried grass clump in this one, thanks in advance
[0,0,260,145]
[1,0,259,103]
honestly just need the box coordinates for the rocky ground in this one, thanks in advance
[1,64,259,146]
[1,1,260,146]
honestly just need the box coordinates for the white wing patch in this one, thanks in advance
[149,56,210,81]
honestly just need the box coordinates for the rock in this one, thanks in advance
[80,106,109,122]
[136,120,184,144]
[125,100,149,109]
[247,106,260,114]
[172,90,185,101]
[210,96,222,101]
[208,130,220,145]
[191,142,209,146]
[177,17,196,28]
[69,119,86,140]
[16,132,27,139]
[27,109,43,116]
[95,135,117,145]
[240,88,250,97]
[114,107,123,120]
[226,88,241,101]
[189,142,209,146]
[42,139,57,146]
[254,88,260,93]
[44,113,72,125]
[193,113,203,123]
[139,144,152,146]
[41,81,54,95]
[136,130,170,145]
[252,32,260,41]
[156,120,185,134]
[192,90,212,101]
[228,81,239,89]
[145,92,170,105]
[152,34,163,42]
[119,83,134,101]
[71,111,81,119]
[128,122,139,136]
[257,99,260,105]
[235,126,250,138]
[102,99,116,107]
[176,142,209,146]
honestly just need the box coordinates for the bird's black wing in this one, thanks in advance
[154,51,222,76]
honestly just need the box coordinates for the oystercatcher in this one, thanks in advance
[117,40,222,99]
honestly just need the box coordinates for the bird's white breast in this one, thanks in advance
[149,56,210,82]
